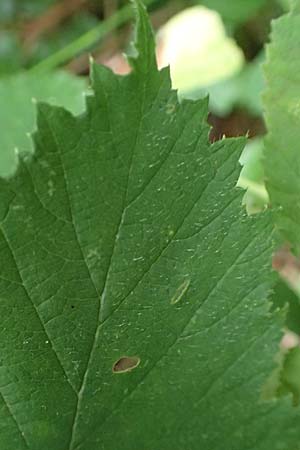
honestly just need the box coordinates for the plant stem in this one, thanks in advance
[30,0,159,74]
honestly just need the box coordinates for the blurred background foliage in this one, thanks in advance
[0,0,286,75]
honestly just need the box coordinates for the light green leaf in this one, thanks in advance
[263,2,300,250]
[238,138,269,214]
[1,1,300,449]
[0,71,86,178]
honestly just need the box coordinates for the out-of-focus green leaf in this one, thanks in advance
[240,138,265,184]
[197,0,268,27]
[263,1,300,251]
[0,71,86,177]
[263,279,300,404]
[184,53,265,117]
[209,54,264,116]
[278,347,300,405]
[271,279,300,335]
[277,0,292,11]
[238,138,269,214]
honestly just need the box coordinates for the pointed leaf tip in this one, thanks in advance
[128,0,157,73]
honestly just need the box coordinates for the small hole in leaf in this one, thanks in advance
[71,305,75,309]
[112,356,140,374]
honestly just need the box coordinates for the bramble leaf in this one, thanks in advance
[1,1,300,449]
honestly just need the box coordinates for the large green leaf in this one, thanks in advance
[0,71,86,178]
[263,1,300,250]
[1,1,300,449]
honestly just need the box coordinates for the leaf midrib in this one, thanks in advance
[70,116,240,447]
[67,74,148,449]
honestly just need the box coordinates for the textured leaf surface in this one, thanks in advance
[264,2,300,250]
[1,2,300,449]
[0,71,86,178]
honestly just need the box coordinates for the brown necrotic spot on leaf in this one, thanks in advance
[112,356,141,374]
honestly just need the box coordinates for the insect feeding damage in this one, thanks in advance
[170,279,190,305]
[112,356,141,374]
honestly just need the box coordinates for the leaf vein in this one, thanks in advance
[0,227,77,402]
[0,390,30,449]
